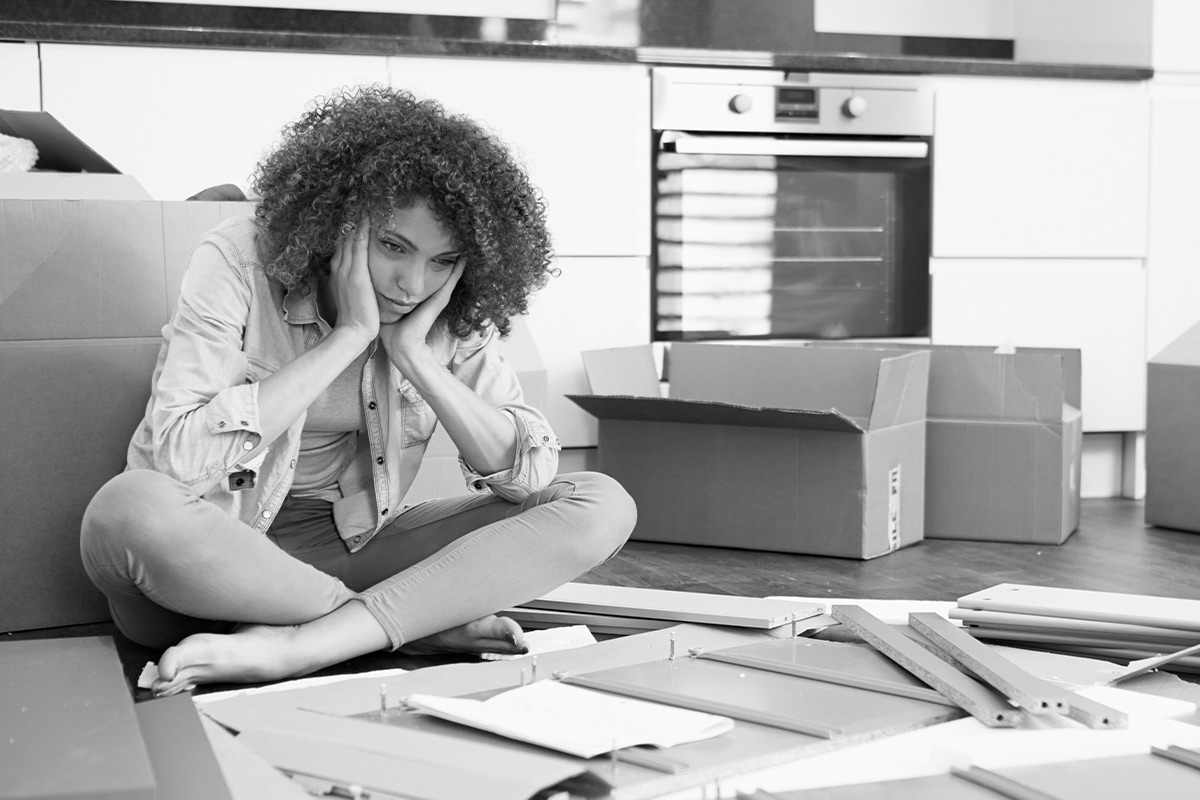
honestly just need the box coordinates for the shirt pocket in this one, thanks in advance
[400,387,438,448]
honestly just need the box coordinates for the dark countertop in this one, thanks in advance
[0,0,1153,81]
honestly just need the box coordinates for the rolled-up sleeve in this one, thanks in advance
[451,326,560,502]
[142,241,267,491]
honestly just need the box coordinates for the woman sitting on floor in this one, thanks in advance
[80,85,636,695]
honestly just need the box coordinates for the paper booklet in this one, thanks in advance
[403,679,734,758]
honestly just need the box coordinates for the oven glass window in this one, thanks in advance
[652,147,931,340]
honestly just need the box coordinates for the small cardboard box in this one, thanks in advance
[1146,320,1200,533]
[570,343,930,559]
[803,342,1083,544]
[0,199,253,633]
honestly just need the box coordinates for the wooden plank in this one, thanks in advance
[134,695,233,800]
[502,607,675,635]
[1110,643,1200,684]
[697,637,956,707]
[0,636,157,800]
[909,612,1070,715]
[522,582,824,629]
[830,605,1023,728]
[957,584,1200,633]
[564,655,962,741]
[1151,744,1200,771]
[961,625,1200,654]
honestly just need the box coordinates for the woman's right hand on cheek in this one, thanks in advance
[329,212,380,345]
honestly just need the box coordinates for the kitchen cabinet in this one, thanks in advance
[39,44,391,201]
[0,43,40,111]
[931,75,1149,259]
[523,255,651,447]
[930,75,1150,440]
[385,56,650,259]
[930,258,1146,433]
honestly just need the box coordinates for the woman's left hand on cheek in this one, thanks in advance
[379,258,466,366]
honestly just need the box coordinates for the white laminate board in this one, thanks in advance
[952,608,1200,643]
[957,584,1200,632]
[523,583,825,629]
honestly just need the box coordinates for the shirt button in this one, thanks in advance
[380,508,389,516]
[542,435,550,442]
[242,441,254,451]
[289,459,296,469]
[261,510,272,519]
[376,456,385,465]
[240,420,249,426]
[217,421,226,428]
[352,536,362,545]
[368,401,377,410]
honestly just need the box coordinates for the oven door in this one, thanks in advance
[653,132,931,341]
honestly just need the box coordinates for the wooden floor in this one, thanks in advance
[8,497,1200,694]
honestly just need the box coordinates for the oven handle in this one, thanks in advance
[670,134,928,159]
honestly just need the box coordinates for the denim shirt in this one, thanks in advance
[127,216,560,553]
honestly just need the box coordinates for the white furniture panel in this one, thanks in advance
[39,45,390,200]
[1152,0,1200,74]
[930,258,1146,432]
[932,76,1149,259]
[1146,81,1200,357]
[0,43,41,111]
[387,56,650,258]
[523,255,650,448]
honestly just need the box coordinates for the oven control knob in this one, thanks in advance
[842,96,868,118]
[728,93,753,114]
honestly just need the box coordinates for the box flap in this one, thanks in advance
[567,394,865,432]
[1151,319,1200,367]
[804,341,1075,420]
[0,173,152,200]
[666,343,903,426]
[581,345,661,397]
[0,110,119,173]
[868,351,930,429]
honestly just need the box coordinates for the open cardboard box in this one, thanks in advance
[1146,320,1200,533]
[803,342,1083,544]
[0,198,253,633]
[570,343,930,559]
[0,109,151,199]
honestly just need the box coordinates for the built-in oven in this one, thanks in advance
[652,68,933,341]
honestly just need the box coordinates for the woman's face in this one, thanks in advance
[367,200,462,323]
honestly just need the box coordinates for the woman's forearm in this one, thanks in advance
[395,348,518,476]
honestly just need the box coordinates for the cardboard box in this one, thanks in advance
[803,342,1083,544]
[1146,320,1200,533]
[0,109,151,200]
[0,199,253,633]
[570,343,930,559]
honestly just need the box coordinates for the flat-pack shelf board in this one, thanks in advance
[522,582,824,629]
[501,606,675,636]
[992,751,1200,798]
[952,607,1200,644]
[956,584,1200,632]
[696,637,955,707]
[830,605,1023,728]
[964,625,1200,654]
[0,636,157,800]
[563,657,962,740]
[758,772,1009,798]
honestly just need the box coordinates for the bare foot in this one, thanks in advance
[399,615,527,656]
[152,624,314,696]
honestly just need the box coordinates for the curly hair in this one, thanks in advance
[252,85,555,338]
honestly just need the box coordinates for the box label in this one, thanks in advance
[888,465,902,551]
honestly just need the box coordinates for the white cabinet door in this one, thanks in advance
[523,255,650,447]
[931,258,1146,432]
[932,76,1149,258]
[0,43,40,111]
[1146,81,1200,357]
[387,56,651,258]
[39,44,390,200]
